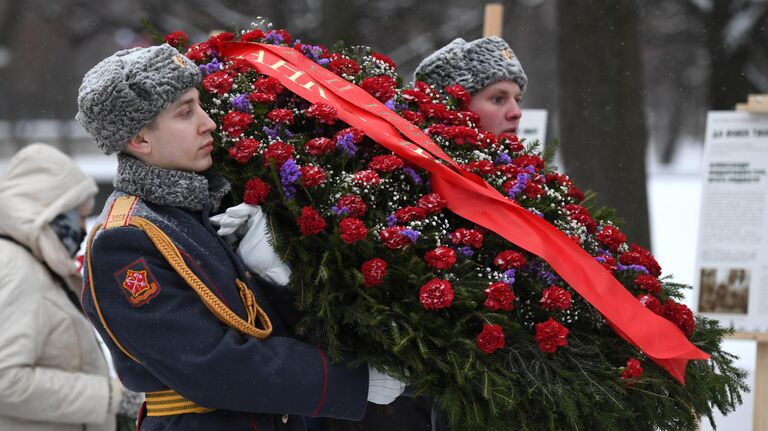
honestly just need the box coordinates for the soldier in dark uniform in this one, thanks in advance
[76,43,406,431]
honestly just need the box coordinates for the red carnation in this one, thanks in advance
[359,75,397,103]
[476,324,505,354]
[305,137,336,156]
[361,258,388,287]
[402,88,432,105]
[568,184,586,202]
[305,103,338,125]
[202,71,234,96]
[336,195,367,217]
[252,76,285,95]
[444,84,470,108]
[483,282,516,312]
[534,318,569,353]
[620,244,662,277]
[353,170,381,186]
[263,141,294,167]
[419,102,451,121]
[297,206,326,236]
[243,178,271,205]
[621,357,644,380]
[208,31,234,44]
[227,58,254,75]
[424,246,457,270]
[240,29,265,43]
[328,56,361,77]
[228,138,260,164]
[540,286,572,311]
[400,110,425,124]
[467,160,495,175]
[164,31,188,48]
[395,206,427,223]
[371,52,397,69]
[379,226,409,250]
[634,274,662,294]
[448,228,484,249]
[637,293,663,315]
[368,154,404,173]
[335,127,365,144]
[267,108,294,125]
[419,278,454,310]
[563,204,597,233]
[596,225,627,252]
[417,193,447,214]
[512,154,545,171]
[493,250,527,271]
[221,111,253,137]
[185,41,214,62]
[662,300,695,337]
[500,133,524,152]
[339,218,368,244]
[249,92,276,104]
[299,165,326,187]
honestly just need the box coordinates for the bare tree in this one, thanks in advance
[557,0,651,248]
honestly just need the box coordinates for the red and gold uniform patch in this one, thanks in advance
[114,258,161,307]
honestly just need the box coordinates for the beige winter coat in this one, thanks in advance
[0,143,116,431]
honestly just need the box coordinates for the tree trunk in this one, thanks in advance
[556,0,651,249]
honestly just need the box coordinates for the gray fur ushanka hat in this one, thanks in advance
[414,36,527,95]
[76,43,201,155]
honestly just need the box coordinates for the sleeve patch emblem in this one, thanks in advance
[114,258,161,307]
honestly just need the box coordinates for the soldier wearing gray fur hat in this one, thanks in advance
[415,36,528,136]
[76,44,404,431]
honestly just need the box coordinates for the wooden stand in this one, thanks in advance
[483,3,504,38]
[736,94,768,113]
[726,332,768,430]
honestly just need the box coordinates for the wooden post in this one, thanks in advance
[727,332,768,431]
[736,94,768,113]
[483,3,504,38]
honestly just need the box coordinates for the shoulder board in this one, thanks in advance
[104,196,139,230]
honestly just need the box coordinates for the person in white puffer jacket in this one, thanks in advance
[0,143,137,431]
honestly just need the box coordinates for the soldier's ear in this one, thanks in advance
[126,131,152,156]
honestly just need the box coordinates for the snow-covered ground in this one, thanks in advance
[648,142,755,431]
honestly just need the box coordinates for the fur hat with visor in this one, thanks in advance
[414,36,527,95]
[76,43,201,155]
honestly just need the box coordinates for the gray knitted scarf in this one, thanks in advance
[114,153,230,212]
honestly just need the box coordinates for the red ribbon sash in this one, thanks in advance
[220,42,709,383]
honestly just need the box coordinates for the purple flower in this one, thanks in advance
[265,31,284,45]
[199,58,222,75]
[331,206,350,217]
[495,152,512,165]
[263,125,280,140]
[231,94,251,112]
[385,98,396,110]
[279,159,301,200]
[400,228,421,243]
[503,269,516,285]
[528,208,544,218]
[336,132,357,157]
[507,172,529,199]
[458,246,474,257]
[617,263,650,274]
[299,44,329,65]
[403,167,422,185]
[386,213,398,227]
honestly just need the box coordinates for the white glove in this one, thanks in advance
[367,367,406,405]
[211,203,292,286]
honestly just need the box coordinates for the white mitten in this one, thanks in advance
[367,367,406,405]
[213,204,292,286]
